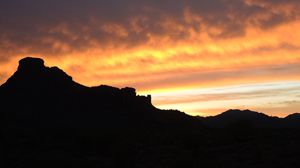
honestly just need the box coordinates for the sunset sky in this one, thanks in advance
[0,0,300,117]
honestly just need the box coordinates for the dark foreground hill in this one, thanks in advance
[1,57,300,168]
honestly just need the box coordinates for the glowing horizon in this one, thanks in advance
[0,0,300,117]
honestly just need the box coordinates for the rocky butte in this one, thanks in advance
[0,57,197,130]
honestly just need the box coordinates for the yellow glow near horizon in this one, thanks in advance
[1,3,300,117]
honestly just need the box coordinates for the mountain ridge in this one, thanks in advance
[1,57,84,91]
[1,57,299,128]
[0,57,200,130]
[2,57,300,168]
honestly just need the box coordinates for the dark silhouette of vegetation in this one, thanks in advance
[1,57,300,168]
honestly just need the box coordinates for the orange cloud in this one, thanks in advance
[1,0,300,116]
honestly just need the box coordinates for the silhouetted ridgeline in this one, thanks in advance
[0,57,199,129]
[1,57,300,168]
[199,109,300,128]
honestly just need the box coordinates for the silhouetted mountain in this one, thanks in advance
[1,57,300,168]
[0,57,199,130]
[283,113,300,128]
[285,113,300,120]
[199,109,300,128]
[200,109,280,128]
[1,57,85,92]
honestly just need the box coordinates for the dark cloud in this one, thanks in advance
[0,0,299,61]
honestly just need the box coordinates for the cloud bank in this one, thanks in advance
[1,0,299,58]
[0,0,300,116]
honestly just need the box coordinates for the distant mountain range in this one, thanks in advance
[1,57,300,168]
[199,109,300,128]
[0,57,299,130]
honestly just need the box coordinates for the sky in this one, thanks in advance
[0,0,300,117]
